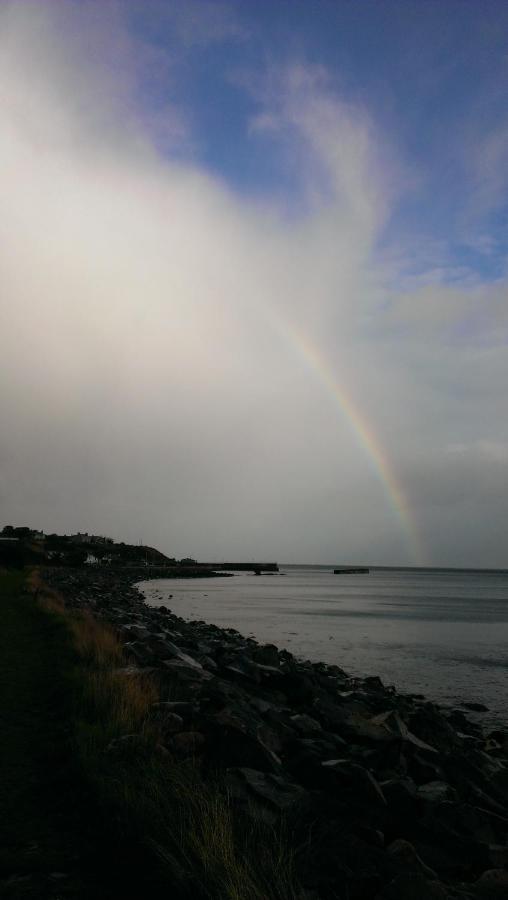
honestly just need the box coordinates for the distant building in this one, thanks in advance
[70,533,113,545]
[70,532,93,544]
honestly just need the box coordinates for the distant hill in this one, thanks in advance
[0,526,176,569]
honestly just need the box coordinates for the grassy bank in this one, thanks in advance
[0,570,117,898]
[10,572,300,899]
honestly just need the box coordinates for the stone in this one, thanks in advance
[152,700,196,718]
[321,759,387,806]
[409,751,444,785]
[371,710,438,754]
[124,640,153,665]
[488,845,508,868]
[154,712,184,735]
[381,777,419,817]
[228,767,309,814]
[387,839,439,879]
[417,780,456,804]
[199,654,218,671]
[280,671,316,705]
[475,869,508,898]
[169,731,206,755]
[162,659,211,680]
[221,654,261,684]
[376,872,448,899]
[249,697,276,715]
[408,706,458,754]
[252,644,280,667]
[207,712,282,773]
[290,713,323,735]
[121,623,150,640]
[144,636,181,659]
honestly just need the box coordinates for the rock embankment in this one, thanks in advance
[44,568,508,900]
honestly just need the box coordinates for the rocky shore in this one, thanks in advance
[43,568,508,899]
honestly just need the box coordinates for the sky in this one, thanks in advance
[1,0,507,567]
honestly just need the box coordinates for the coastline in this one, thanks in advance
[138,566,508,729]
[43,566,508,899]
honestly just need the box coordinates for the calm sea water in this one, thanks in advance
[139,566,508,727]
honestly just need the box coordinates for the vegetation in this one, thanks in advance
[0,569,300,898]
[1,524,175,568]
[0,570,116,897]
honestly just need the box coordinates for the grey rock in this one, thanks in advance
[387,839,439,879]
[121,623,150,640]
[252,644,280,667]
[376,872,448,899]
[170,731,206,756]
[475,869,508,898]
[321,759,387,806]
[418,780,456,804]
[290,713,323,734]
[227,767,308,814]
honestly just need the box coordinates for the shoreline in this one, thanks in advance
[43,566,508,899]
[138,568,508,729]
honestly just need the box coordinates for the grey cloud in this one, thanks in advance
[1,3,507,568]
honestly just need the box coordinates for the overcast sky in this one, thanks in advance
[1,0,507,567]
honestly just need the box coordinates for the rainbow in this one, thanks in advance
[271,316,425,566]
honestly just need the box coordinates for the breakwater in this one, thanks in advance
[203,562,279,573]
[43,567,508,899]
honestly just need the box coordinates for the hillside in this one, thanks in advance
[0,526,175,569]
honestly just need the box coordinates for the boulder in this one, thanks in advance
[418,781,457,804]
[252,644,280,667]
[290,713,323,735]
[163,659,211,680]
[461,702,489,713]
[169,731,206,756]
[475,869,508,898]
[375,872,448,899]
[321,759,387,807]
[387,839,439,880]
[206,710,282,773]
[227,767,309,815]
[153,711,184,736]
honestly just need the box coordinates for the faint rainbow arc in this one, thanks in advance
[271,317,425,566]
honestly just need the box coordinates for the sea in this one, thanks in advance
[139,565,508,728]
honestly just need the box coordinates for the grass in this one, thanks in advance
[28,570,303,899]
[0,570,118,898]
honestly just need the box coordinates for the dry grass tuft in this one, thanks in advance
[68,611,124,668]
[82,667,158,733]
[29,567,65,613]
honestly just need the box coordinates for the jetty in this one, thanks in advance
[204,562,279,574]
